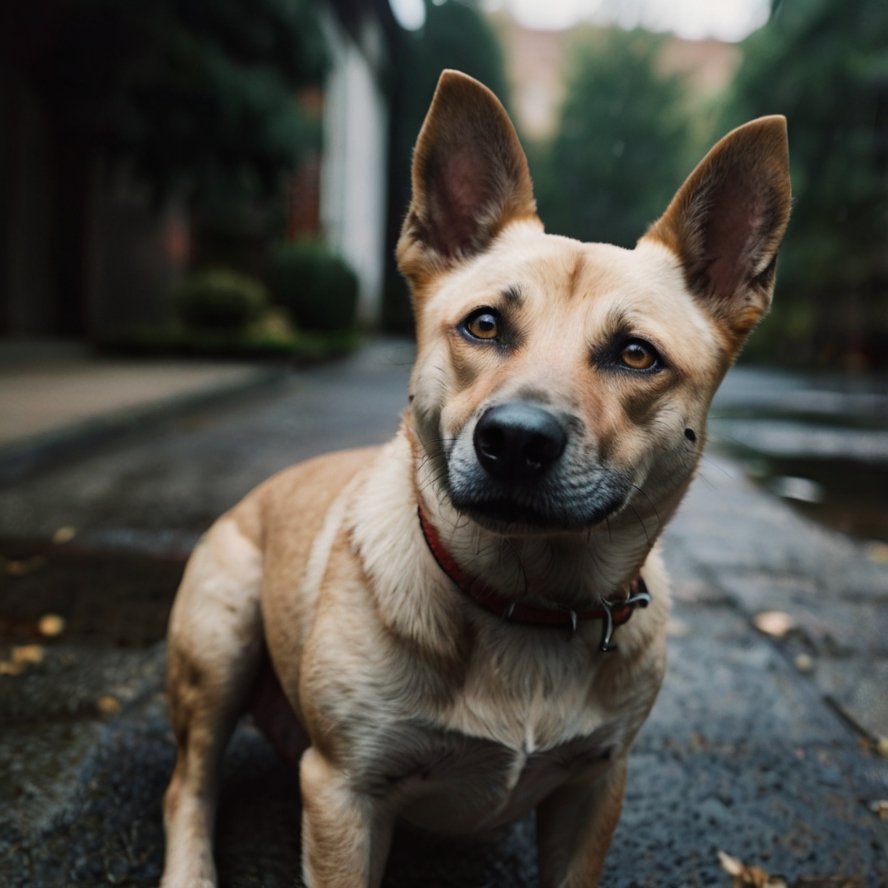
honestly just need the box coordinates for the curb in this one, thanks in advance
[0,368,288,484]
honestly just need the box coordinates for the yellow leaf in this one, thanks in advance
[38,614,66,637]
[53,526,77,544]
[11,645,45,666]
[97,695,121,716]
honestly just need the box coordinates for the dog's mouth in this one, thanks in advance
[447,475,631,533]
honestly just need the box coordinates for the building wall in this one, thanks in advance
[319,11,390,325]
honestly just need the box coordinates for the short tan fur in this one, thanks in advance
[161,69,790,887]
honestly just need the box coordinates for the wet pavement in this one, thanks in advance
[0,341,886,886]
[711,367,888,544]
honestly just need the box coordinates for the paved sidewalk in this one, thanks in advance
[0,344,885,886]
[0,342,284,480]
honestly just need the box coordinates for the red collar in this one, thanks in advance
[417,506,651,651]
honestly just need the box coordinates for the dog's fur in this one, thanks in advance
[161,71,791,887]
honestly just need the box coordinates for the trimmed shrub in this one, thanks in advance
[175,269,268,334]
[267,241,358,333]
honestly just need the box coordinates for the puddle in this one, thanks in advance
[740,453,888,543]
[713,412,888,543]
[711,369,888,545]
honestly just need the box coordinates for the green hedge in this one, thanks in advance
[267,241,358,333]
[175,269,268,333]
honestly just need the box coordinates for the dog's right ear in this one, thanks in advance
[397,70,539,292]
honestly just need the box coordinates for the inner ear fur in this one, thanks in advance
[397,69,538,291]
[643,116,791,346]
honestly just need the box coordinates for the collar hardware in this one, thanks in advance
[417,506,650,649]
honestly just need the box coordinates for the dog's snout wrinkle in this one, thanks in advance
[474,404,567,482]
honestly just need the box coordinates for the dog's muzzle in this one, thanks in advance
[446,401,628,530]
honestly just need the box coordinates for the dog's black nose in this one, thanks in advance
[474,404,567,481]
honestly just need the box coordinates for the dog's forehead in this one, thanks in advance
[432,224,719,349]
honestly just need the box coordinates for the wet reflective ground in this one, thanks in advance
[711,367,888,544]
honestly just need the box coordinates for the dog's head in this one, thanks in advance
[398,70,790,535]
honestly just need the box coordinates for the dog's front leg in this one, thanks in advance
[299,747,394,888]
[536,757,628,888]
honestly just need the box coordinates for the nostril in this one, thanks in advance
[473,404,567,481]
[476,424,506,463]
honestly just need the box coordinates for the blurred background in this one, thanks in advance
[1,4,887,884]
[2,0,885,540]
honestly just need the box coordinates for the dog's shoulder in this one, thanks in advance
[227,446,382,554]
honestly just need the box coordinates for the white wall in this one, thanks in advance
[320,13,390,326]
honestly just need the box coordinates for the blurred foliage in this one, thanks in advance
[16,0,328,201]
[268,240,359,333]
[723,0,888,367]
[383,0,511,333]
[533,28,695,249]
[175,268,268,333]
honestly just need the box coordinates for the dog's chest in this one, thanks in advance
[368,713,624,834]
[354,653,646,834]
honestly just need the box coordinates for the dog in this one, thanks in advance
[161,69,790,887]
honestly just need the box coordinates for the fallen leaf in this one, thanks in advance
[717,850,788,887]
[11,645,45,666]
[0,644,45,676]
[753,610,796,638]
[719,851,746,877]
[875,737,888,759]
[38,613,66,637]
[53,526,77,544]
[97,695,121,716]
[869,799,888,820]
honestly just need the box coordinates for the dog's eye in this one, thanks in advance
[462,309,501,341]
[619,339,660,371]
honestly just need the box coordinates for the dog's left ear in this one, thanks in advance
[643,116,791,347]
[397,70,539,291]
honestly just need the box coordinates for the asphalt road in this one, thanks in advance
[1,341,886,887]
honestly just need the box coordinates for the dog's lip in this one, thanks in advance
[450,492,625,533]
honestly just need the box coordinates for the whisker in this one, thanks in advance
[626,500,653,548]
[630,484,662,535]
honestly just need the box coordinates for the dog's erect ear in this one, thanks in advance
[643,116,791,346]
[397,70,538,290]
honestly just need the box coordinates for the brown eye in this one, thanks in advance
[620,339,659,371]
[463,309,501,341]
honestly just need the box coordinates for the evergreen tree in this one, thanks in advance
[13,0,328,199]
[535,28,694,249]
[724,0,888,366]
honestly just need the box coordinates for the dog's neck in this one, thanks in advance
[413,452,659,612]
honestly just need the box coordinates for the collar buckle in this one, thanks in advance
[599,580,652,652]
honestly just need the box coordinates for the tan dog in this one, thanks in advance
[161,70,790,887]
